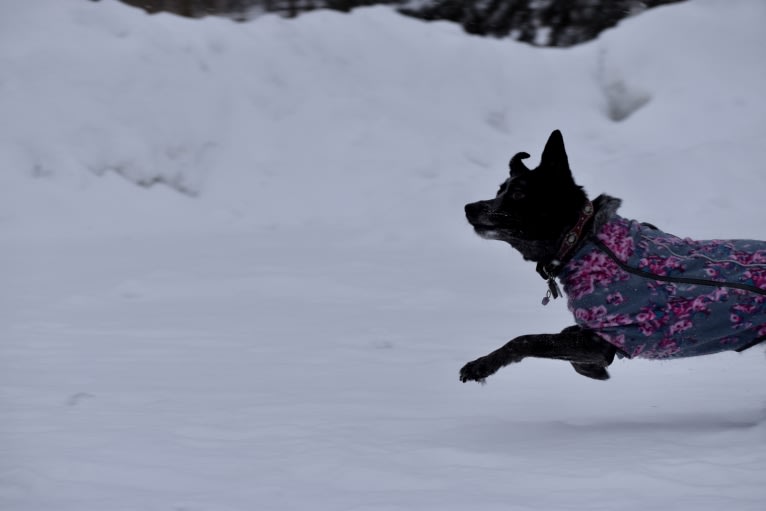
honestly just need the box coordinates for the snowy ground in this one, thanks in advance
[2,0,766,509]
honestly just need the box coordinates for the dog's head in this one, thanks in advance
[464,130,588,261]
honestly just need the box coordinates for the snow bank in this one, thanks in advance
[2,0,764,239]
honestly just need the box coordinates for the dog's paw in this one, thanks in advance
[570,362,610,381]
[460,355,503,383]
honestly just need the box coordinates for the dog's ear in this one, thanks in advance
[540,130,568,170]
[540,130,575,185]
[509,152,531,177]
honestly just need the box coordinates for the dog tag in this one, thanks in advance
[542,278,561,306]
[547,278,561,299]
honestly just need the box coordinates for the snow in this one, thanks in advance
[2,0,766,509]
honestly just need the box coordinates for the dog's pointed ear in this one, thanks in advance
[540,130,574,183]
[540,130,568,169]
[509,152,531,177]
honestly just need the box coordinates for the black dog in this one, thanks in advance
[460,130,766,383]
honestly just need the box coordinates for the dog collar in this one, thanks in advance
[537,200,595,305]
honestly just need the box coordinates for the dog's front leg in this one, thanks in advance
[459,326,616,383]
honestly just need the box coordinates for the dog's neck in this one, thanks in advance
[535,194,622,279]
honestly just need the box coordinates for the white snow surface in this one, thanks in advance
[2,0,766,509]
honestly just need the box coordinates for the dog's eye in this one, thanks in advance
[510,190,525,201]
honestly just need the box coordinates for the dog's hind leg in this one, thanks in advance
[459,326,616,383]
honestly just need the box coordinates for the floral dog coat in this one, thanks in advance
[558,197,766,359]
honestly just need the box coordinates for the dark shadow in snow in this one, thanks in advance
[601,79,652,122]
[597,47,652,122]
[129,173,200,197]
[437,409,766,455]
[560,412,765,433]
[90,165,201,197]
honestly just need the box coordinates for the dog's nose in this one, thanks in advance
[464,201,483,220]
